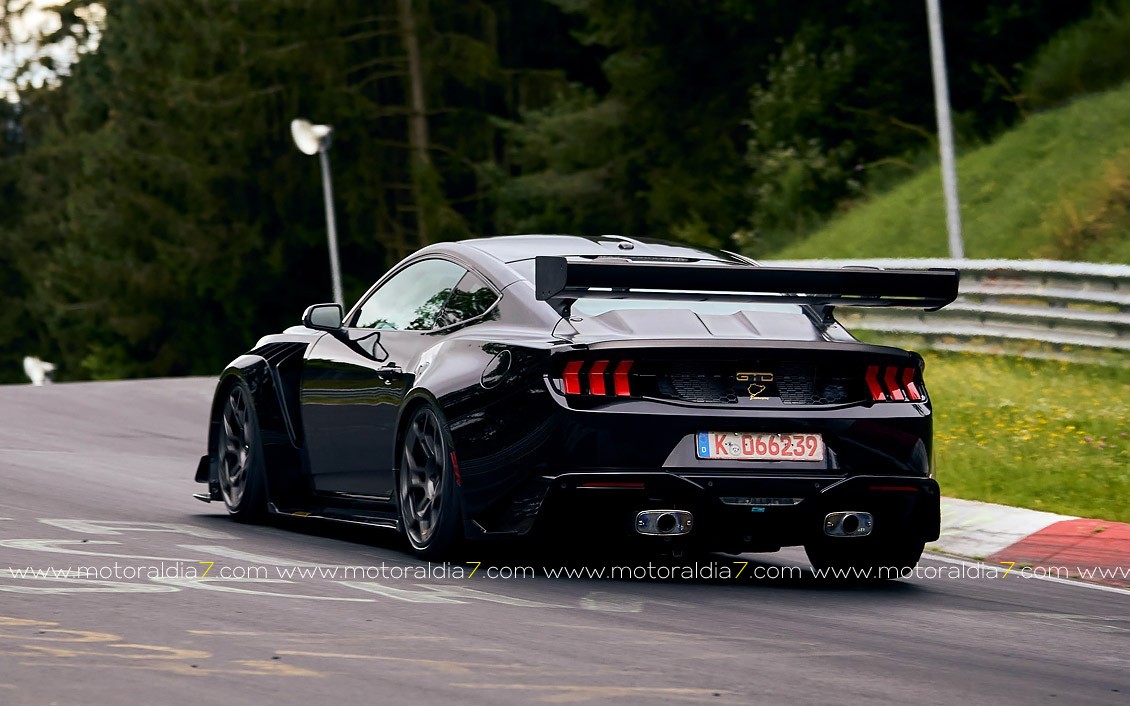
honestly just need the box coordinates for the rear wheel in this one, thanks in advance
[804,538,924,580]
[216,380,267,522]
[398,404,463,559]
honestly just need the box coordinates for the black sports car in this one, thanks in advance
[194,235,959,573]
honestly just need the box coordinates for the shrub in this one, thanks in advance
[1023,1,1130,109]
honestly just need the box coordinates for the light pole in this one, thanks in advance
[926,0,965,259]
[291,118,344,305]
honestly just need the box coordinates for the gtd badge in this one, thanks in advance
[736,372,774,399]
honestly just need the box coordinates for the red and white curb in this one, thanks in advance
[929,497,1130,587]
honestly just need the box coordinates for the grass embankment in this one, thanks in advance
[923,351,1129,522]
[772,84,1130,263]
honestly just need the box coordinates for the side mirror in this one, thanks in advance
[302,303,343,331]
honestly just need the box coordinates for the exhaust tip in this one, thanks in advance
[636,509,692,536]
[824,511,873,537]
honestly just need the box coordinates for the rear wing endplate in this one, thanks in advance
[534,256,960,315]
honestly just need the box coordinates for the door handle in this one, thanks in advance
[376,364,402,379]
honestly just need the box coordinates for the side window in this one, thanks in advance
[353,259,466,331]
[437,271,499,328]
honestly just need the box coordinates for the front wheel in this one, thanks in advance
[398,403,463,559]
[804,538,925,580]
[216,380,268,522]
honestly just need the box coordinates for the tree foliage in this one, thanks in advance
[0,0,1110,381]
[1022,0,1130,110]
[497,1,1096,253]
[2,0,587,381]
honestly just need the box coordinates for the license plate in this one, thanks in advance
[696,432,825,461]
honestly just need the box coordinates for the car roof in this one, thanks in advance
[461,234,747,266]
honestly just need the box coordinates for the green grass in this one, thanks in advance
[771,84,1130,263]
[767,86,1130,520]
[923,351,1130,522]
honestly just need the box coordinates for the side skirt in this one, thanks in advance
[267,502,401,532]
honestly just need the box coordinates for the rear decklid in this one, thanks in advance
[559,306,825,342]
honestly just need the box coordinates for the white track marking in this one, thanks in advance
[38,519,233,539]
[177,544,417,571]
[338,581,463,604]
[151,576,374,602]
[0,569,180,594]
[579,591,644,613]
[340,581,565,607]
[925,554,1130,596]
[0,539,198,563]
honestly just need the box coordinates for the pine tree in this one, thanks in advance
[4,0,584,379]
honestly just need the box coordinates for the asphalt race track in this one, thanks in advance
[0,379,1126,705]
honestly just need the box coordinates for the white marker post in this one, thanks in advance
[926,0,965,259]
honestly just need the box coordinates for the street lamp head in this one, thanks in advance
[290,118,333,156]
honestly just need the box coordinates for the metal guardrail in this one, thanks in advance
[764,258,1130,351]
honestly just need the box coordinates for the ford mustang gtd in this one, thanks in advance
[193,235,958,574]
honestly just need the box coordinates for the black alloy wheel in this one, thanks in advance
[217,380,267,521]
[398,404,463,558]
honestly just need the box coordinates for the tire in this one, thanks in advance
[216,380,268,522]
[397,403,463,559]
[804,538,925,580]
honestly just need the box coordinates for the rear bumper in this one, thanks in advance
[496,471,940,551]
[451,374,938,547]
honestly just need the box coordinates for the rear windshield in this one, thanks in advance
[509,258,804,316]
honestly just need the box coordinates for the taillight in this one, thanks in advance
[902,368,923,401]
[563,360,583,395]
[560,359,635,398]
[884,367,905,401]
[613,360,634,397]
[588,360,609,395]
[865,365,885,401]
[867,365,924,402]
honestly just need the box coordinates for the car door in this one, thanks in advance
[300,258,467,499]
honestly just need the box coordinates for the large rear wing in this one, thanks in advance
[534,256,960,315]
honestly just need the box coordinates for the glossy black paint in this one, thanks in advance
[197,235,944,552]
[301,328,414,498]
